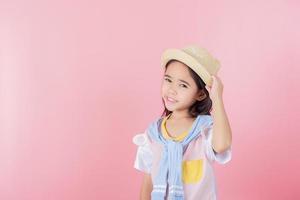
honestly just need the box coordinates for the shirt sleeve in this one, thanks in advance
[133,132,153,173]
[204,117,232,164]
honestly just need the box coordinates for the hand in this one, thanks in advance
[205,75,223,103]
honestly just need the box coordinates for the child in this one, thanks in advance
[133,45,232,200]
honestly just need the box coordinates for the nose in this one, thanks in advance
[168,85,177,95]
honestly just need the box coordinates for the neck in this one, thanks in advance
[168,111,194,120]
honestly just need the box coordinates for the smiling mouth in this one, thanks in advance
[165,97,177,103]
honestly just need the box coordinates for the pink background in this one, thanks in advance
[1,0,300,199]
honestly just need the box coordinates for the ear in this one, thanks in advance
[195,90,207,101]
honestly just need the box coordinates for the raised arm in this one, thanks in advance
[206,75,232,153]
[211,98,232,153]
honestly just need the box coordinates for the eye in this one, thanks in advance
[180,84,188,88]
[164,78,171,82]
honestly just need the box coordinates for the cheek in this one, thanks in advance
[161,84,168,94]
[183,91,197,101]
[161,86,166,96]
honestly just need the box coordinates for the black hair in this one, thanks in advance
[161,59,212,118]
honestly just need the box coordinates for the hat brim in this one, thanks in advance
[161,49,214,86]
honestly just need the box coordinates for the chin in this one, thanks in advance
[165,106,174,111]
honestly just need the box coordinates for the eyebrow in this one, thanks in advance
[164,74,191,86]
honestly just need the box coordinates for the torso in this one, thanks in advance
[146,114,218,200]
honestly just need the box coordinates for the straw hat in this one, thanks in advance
[161,45,221,87]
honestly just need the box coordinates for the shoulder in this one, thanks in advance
[200,114,212,120]
[145,116,165,139]
[148,116,164,128]
[133,116,164,146]
[193,115,213,137]
[199,114,213,126]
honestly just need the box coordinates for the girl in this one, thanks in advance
[133,45,232,200]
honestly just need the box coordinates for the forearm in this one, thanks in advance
[211,98,232,153]
[140,173,152,200]
[140,190,151,200]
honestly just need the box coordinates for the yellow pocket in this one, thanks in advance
[182,159,204,184]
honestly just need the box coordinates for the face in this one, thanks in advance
[161,60,204,113]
